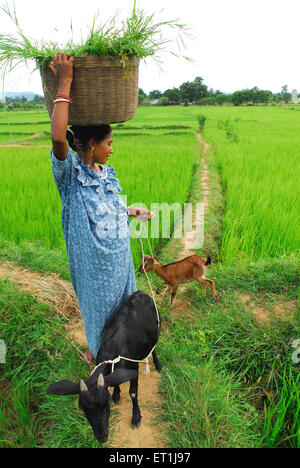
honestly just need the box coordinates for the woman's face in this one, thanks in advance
[92,132,114,165]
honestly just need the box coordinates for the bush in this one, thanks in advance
[197,114,207,132]
[197,97,216,106]
[159,96,169,106]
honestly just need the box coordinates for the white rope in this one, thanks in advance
[90,233,160,378]
[90,346,155,377]
[137,233,160,324]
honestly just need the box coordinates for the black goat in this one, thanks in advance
[46,290,161,444]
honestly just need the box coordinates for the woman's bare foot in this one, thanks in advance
[82,349,95,364]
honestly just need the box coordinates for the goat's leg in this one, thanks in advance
[112,385,121,405]
[152,349,162,372]
[197,277,218,299]
[170,285,178,304]
[129,367,141,429]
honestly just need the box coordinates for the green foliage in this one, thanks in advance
[197,114,207,132]
[0,1,191,70]
[0,111,197,270]
[179,76,209,103]
[0,279,99,448]
[258,367,300,448]
[159,96,169,106]
[197,97,216,106]
[217,118,240,142]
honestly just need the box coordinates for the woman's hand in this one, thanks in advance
[128,206,154,222]
[49,53,74,85]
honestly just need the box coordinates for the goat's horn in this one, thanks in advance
[80,379,88,393]
[97,373,105,388]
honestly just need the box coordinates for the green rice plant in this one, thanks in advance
[197,114,207,132]
[11,384,31,427]
[0,132,197,270]
[0,397,16,448]
[0,0,192,73]
[202,106,300,262]
[158,320,259,447]
[187,291,299,389]
[217,118,240,142]
[258,367,300,448]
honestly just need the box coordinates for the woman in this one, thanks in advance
[49,53,152,363]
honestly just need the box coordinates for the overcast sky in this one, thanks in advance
[1,0,300,95]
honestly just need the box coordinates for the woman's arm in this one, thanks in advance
[49,53,74,161]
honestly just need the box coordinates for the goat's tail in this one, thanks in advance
[204,256,212,266]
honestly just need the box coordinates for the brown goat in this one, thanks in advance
[139,254,217,304]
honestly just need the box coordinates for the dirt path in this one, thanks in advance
[0,132,49,148]
[0,260,167,447]
[171,133,210,317]
[0,133,209,448]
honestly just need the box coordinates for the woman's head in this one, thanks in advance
[66,125,113,165]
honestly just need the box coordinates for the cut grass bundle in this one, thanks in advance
[0,1,192,124]
[0,1,192,71]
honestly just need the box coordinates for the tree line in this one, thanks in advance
[0,80,296,111]
[139,78,295,106]
[0,94,45,110]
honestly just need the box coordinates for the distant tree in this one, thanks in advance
[260,90,273,105]
[138,88,147,105]
[180,77,209,103]
[148,90,162,100]
[193,77,209,101]
[232,90,244,106]
[251,86,261,104]
[179,81,194,102]
[32,94,44,104]
[163,88,180,104]
[213,89,223,97]
[197,97,216,106]
[215,93,227,105]
[281,85,291,103]
[139,88,147,97]
[159,96,169,106]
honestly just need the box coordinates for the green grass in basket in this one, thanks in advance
[0,0,192,72]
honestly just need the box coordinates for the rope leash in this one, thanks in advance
[137,233,160,323]
[90,234,160,378]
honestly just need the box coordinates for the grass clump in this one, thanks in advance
[179,257,300,448]
[158,319,259,448]
[0,279,101,448]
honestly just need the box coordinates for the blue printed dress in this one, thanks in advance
[50,147,137,357]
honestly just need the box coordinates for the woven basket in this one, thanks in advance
[40,55,139,125]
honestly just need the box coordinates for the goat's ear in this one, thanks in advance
[104,369,138,388]
[46,379,80,396]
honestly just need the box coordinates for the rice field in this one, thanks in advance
[0,105,299,266]
[0,104,299,448]
[0,110,197,268]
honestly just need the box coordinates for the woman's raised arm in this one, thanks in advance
[49,53,74,160]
